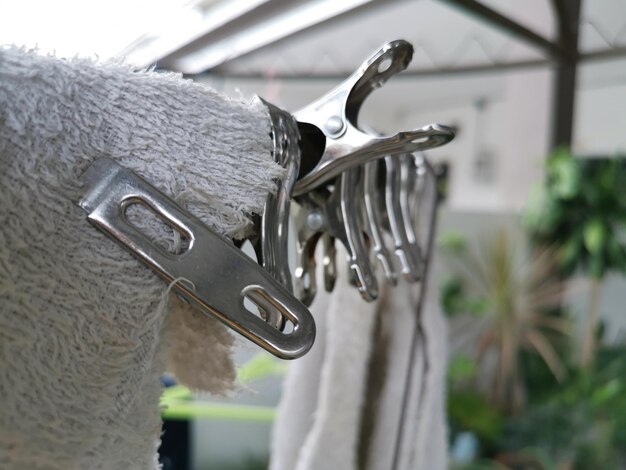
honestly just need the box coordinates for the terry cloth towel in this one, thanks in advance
[0,46,282,469]
[270,234,448,467]
[270,244,383,470]
[362,255,448,470]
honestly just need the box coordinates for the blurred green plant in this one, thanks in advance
[525,148,626,368]
[440,230,570,413]
[499,348,626,469]
[448,355,504,443]
[161,353,285,422]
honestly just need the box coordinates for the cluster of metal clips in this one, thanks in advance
[77,40,454,361]
[255,40,454,308]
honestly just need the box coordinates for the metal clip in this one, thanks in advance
[293,40,455,195]
[364,160,397,285]
[249,98,301,329]
[77,158,315,360]
[293,169,378,305]
[385,154,423,281]
[411,153,439,258]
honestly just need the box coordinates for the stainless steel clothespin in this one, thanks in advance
[385,154,424,281]
[292,39,455,195]
[254,98,300,292]
[364,160,397,285]
[289,39,455,304]
[410,153,439,256]
[293,170,378,305]
[247,98,301,329]
[77,158,315,360]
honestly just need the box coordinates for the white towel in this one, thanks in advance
[270,245,382,470]
[271,254,449,469]
[383,256,449,470]
[0,46,281,469]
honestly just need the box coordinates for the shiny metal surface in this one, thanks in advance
[385,155,423,281]
[250,98,301,329]
[364,160,397,285]
[293,202,321,306]
[293,40,455,195]
[257,98,301,291]
[77,158,315,360]
[292,151,443,302]
[322,233,337,292]
[293,171,379,304]
[340,167,378,301]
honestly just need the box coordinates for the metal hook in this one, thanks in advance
[77,158,315,360]
[411,154,439,258]
[293,170,379,304]
[385,155,423,282]
[364,160,397,285]
[340,167,378,301]
[293,40,455,195]
[249,98,301,328]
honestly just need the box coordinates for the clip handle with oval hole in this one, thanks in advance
[292,40,455,195]
[77,158,315,360]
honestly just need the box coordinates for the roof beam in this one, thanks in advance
[119,0,274,68]
[440,0,564,59]
[161,0,380,74]
[549,0,581,148]
[198,45,626,81]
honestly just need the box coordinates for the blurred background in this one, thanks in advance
[3,0,626,468]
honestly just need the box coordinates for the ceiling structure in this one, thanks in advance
[119,0,626,79]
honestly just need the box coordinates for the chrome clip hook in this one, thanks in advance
[293,40,455,195]
[77,158,315,360]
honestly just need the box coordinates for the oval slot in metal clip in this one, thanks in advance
[77,158,315,360]
[292,39,455,195]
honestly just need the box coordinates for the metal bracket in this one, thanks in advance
[77,158,315,360]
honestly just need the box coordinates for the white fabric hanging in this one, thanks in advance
[0,47,281,469]
[365,255,448,470]
[270,244,381,470]
[270,250,449,470]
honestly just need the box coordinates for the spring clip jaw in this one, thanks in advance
[293,40,455,195]
[289,39,455,305]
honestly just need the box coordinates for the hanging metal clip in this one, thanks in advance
[293,168,378,305]
[77,158,315,360]
[248,98,301,329]
[293,39,455,195]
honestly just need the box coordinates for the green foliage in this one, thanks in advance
[439,230,569,412]
[441,277,489,317]
[448,389,504,443]
[444,150,626,468]
[449,354,478,382]
[499,348,626,469]
[439,231,468,253]
[525,148,626,279]
[448,355,504,444]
